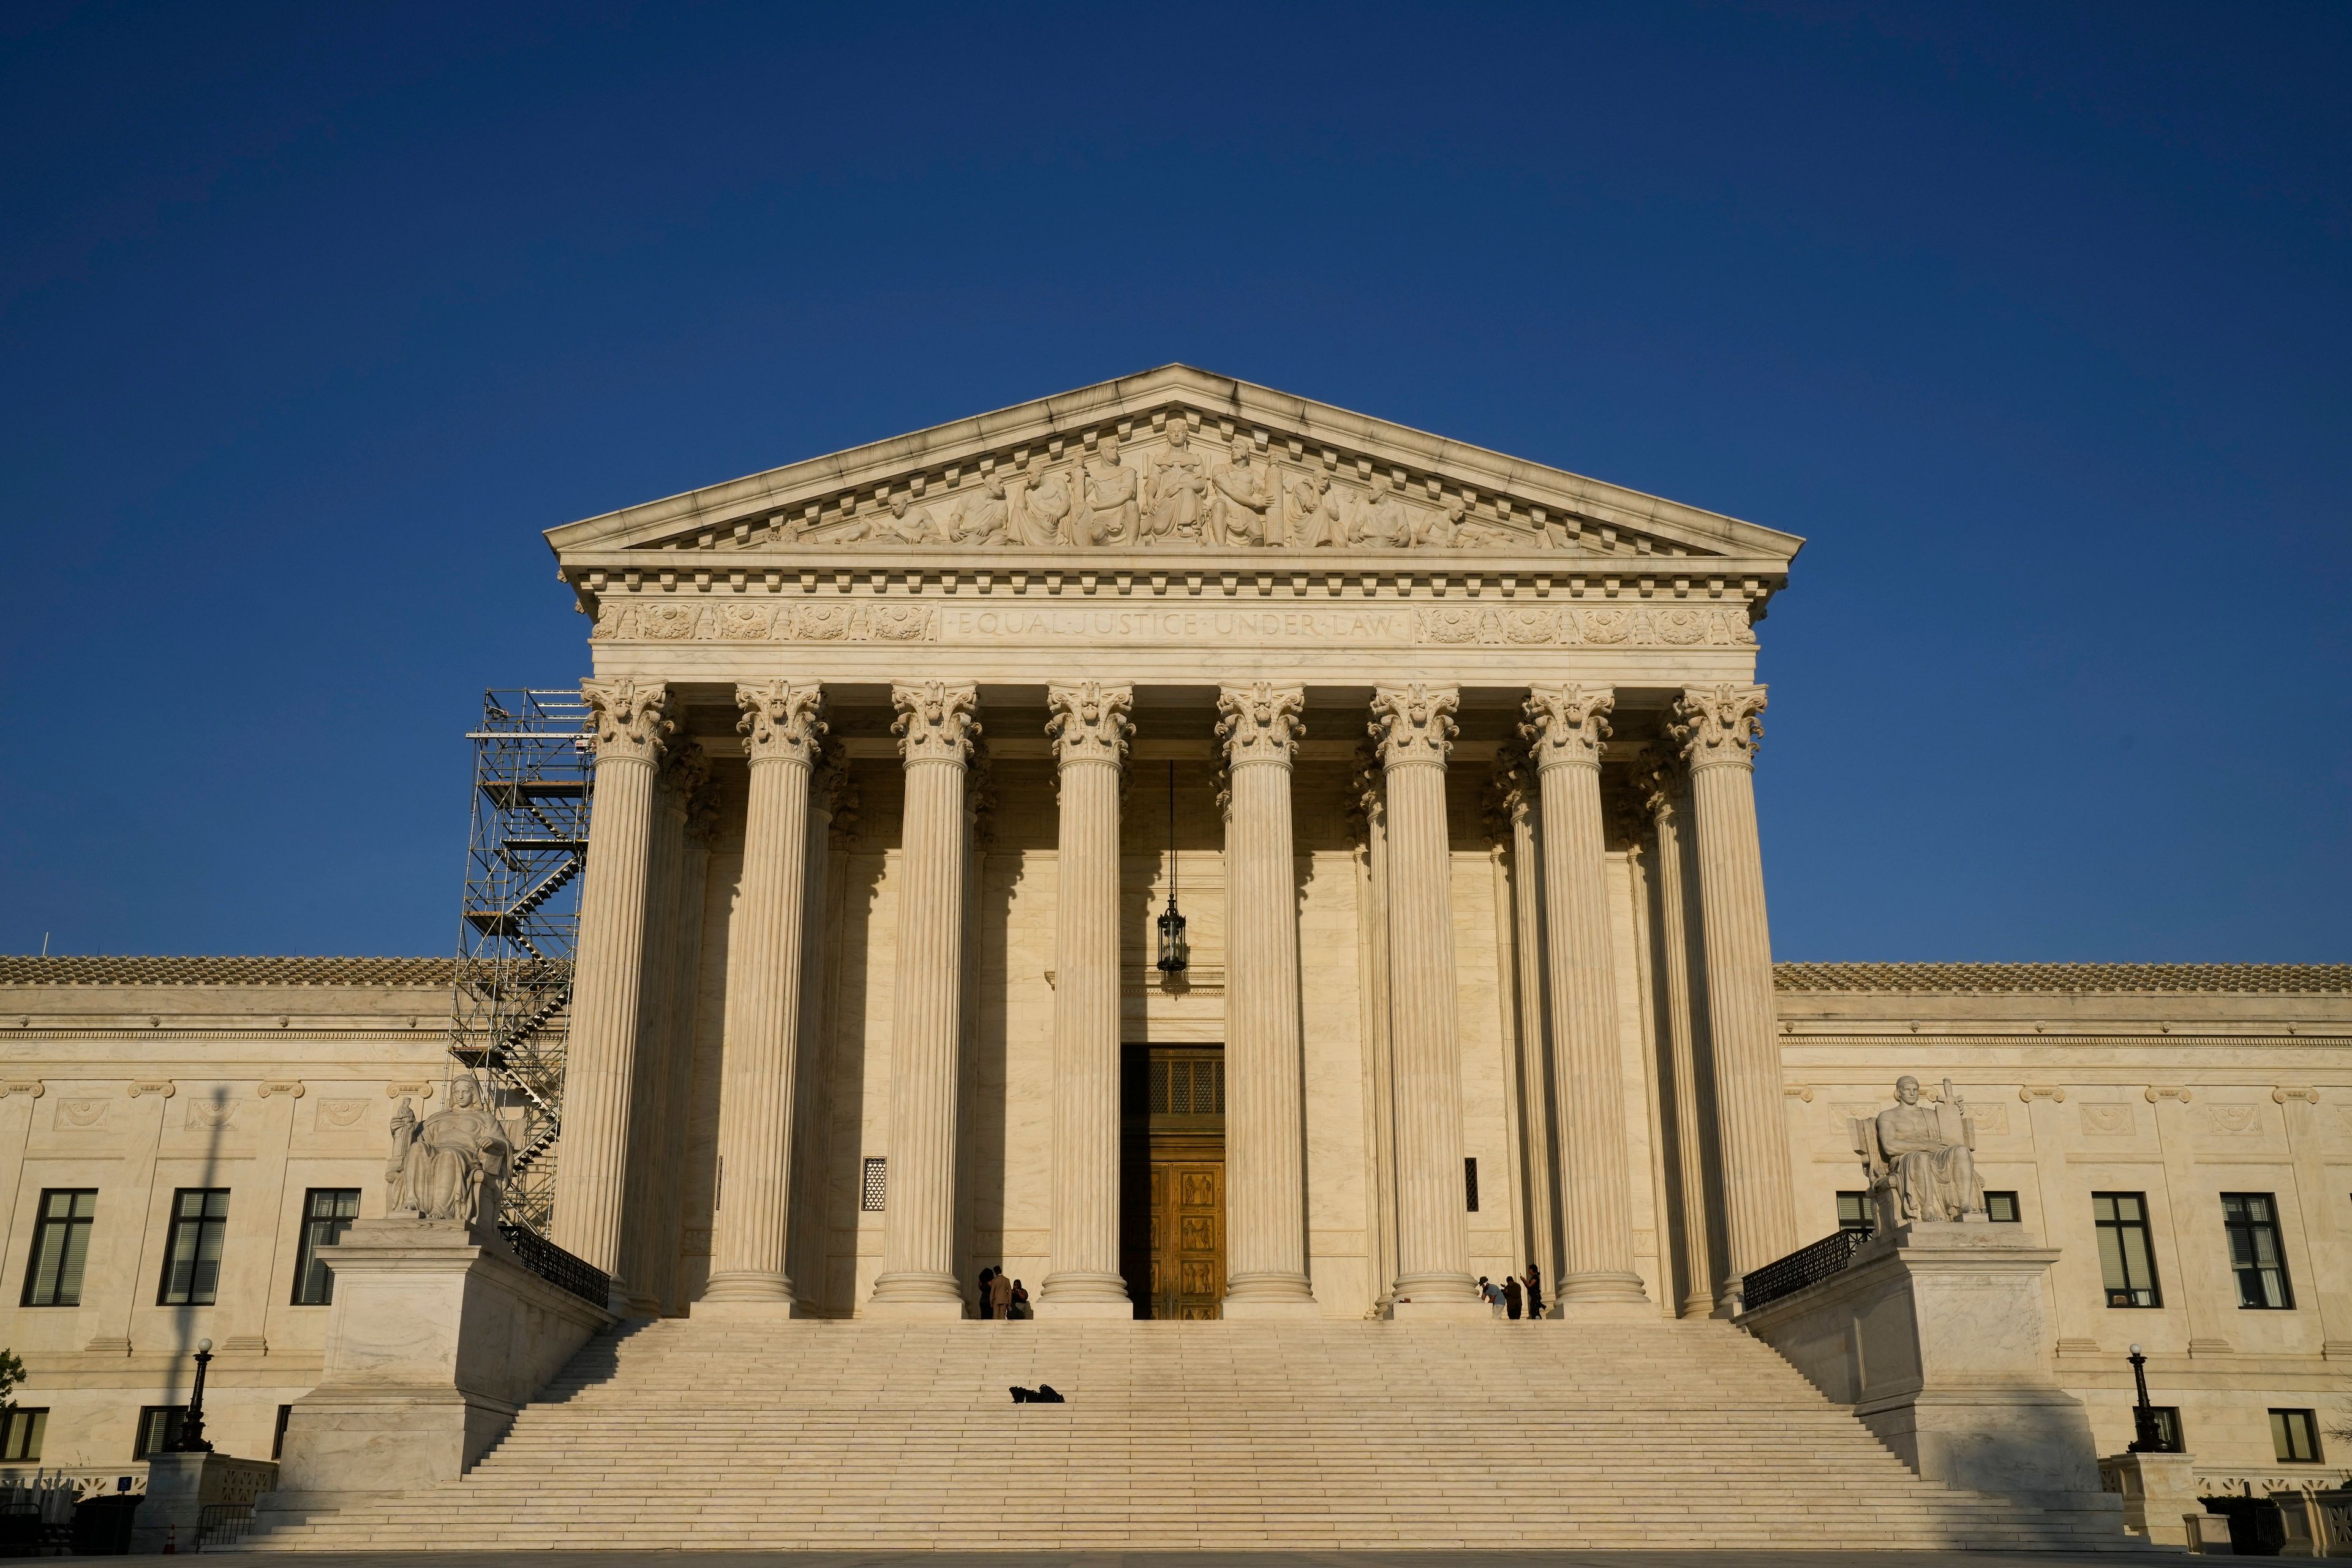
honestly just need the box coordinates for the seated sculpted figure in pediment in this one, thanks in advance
[1860,1075,1986,1224]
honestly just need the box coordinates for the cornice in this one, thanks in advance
[543,365,1804,568]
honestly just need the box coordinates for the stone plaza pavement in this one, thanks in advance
[183,1552,2181,1567]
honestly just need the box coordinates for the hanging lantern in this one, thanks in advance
[1156,890,1188,974]
[1156,759,1188,973]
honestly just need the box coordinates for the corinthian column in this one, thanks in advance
[1523,685,1650,1316]
[1642,763,1721,1316]
[868,682,979,1317]
[705,681,824,1306]
[1670,683,1797,1290]
[1218,683,1319,1317]
[1036,682,1135,1318]
[1370,684,1485,1317]
[557,678,672,1303]
[1494,745,1562,1298]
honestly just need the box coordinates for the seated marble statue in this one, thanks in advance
[386,1077,511,1231]
[1868,1075,1985,1224]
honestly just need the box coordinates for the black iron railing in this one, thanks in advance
[1740,1227,1869,1311]
[197,1502,254,1551]
[499,1223,610,1307]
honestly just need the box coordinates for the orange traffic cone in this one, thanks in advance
[164,1523,177,1553]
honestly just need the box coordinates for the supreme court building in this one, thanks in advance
[2,367,2346,1550]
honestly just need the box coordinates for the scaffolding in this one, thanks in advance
[446,688,593,1238]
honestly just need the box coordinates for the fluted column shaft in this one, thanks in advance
[706,682,824,1304]
[1525,685,1649,1313]
[1502,763,1562,1294]
[1646,770,1719,1316]
[1219,684,1317,1316]
[869,682,979,1317]
[1673,684,1798,1288]
[1371,685,1484,1316]
[556,679,673,1302]
[619,748,693,1313]
[1038,683,1134,1316]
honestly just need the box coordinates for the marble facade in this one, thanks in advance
[0,369,2346,1496]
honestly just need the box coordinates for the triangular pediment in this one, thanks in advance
[545,365,1802,570]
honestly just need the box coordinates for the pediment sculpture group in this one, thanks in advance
[823,426,1537,551]
[1856,1074,1986,1226]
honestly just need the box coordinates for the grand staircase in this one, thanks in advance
[244,1315,2128,1551]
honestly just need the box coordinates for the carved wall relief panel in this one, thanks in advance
[2079,1102,2135,1136]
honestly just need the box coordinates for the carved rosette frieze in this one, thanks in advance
[1670,683,1768,772]
[1370,684,1459,770]
[1216,684,1306,771]
[582,679,674,764]
[1046,682,1136,770]
[737,680,827,767]
[891,682,981,766]
[1523,684,1614,772]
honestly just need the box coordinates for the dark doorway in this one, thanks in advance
[1119,1044,1226,1319]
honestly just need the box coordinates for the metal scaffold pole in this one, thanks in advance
[446,687,594,1240]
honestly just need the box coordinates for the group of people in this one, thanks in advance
[976,1265,1032,1320]
[1477,1264,1546,1321]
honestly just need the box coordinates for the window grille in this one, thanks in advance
[2093,1192,2161,1308]
[21,1189,96,1306]
[159,1189,229,1306]
[1464,1157,1480,1213]
[1148,1055,1223,1117]
[292,1188,361,1305]
[862,1156,887,1213]
[2223,1193,2294,1309]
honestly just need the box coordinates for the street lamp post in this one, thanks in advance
[168,1338,216,1453]
[2125,1343,2171,1453]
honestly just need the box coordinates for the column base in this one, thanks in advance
[1553,1296,1659,1322]
[700,1271,797,1305]
[693,1297,819,1321]
[1221,1295,1322,1320]
[1036,1270,1131,1317]
[1388,1273,1491,1321]
[1556,1272,1653,1319]
[1389,1295,1497,1322]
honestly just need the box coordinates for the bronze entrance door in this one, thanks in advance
[1120,1045,1225,1319]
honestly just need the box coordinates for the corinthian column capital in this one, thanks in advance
[1522,684,1614,771]
[1671,682,1768,771]
[582,679,674,764]
[1217,683,1306,770]
[736,680,826,766]
[1370,684,1459,769]
[891,682,981,765]
[1046,682,1135,769]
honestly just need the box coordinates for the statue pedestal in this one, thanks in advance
[269,1219,615,1507]
[1737,1221,2117,1516]
[2098,1450,2201,1547]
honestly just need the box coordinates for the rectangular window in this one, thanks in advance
[1836,1192,1874,1236]
[291,1188,361,1305]
[157,1189,230,1306]
[1,1408,45,1463]
[1985,1191,2021,1223]
[2272,1408,2323,1463]
[1464,1157,1480,1213]
[20,1188,97,1306]
[132,1406,186,1460]
[861,1157,886,1213]
[2092,1193,2162,1308]
[2223,1193,2294,1310]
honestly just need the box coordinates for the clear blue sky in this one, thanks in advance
[3,2,2345,962]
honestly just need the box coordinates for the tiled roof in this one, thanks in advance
[0,956,458,988]
[1774,962,2352,995]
